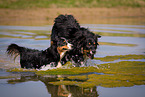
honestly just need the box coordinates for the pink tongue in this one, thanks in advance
[88,54,92,59]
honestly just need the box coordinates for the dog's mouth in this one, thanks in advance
[87,51,96,59]
[87,53,94,59]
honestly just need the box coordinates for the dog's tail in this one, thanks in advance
[7,44,22,60]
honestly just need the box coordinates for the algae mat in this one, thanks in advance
[7,60,145,88]
[48,61,145,88]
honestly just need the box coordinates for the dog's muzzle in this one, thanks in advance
[87,50,96,59]
[67,43,73,50]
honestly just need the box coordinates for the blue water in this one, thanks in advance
[0,24,145,97]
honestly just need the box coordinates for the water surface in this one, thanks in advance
[0,24,145,97]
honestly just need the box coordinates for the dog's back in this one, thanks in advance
[7,43,44,68]
[7,37,73,69]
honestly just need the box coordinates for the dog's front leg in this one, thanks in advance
[56,62,62,68]
[40,65,51,71]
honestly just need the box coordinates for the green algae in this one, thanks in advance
[35,61,145,75]
[67,75,88,80]
[50,73,145,88]
[8,61,145,76]
[0,34,21,39]
[49,61,145,88]
[94,54,145,62]
[86,74,145,88]
[6,59,145,88]
[36,67,103,75]
[7,68,37,73]
[0,76,17,79]
[96,32,145,37]
[57,77,64,80]
[0,33,50,40]
[0,29,51,40]
[36,61,102,75]
[50,74,145,88]
[1,0,145,9]
[6,65,102,75]
[100,42,137,47]
[37,68,77,75]
[98,61,145,75]
[0,29,51,34]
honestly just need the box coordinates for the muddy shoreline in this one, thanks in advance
[0,8,145,26]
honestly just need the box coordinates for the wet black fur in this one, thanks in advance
[80,27,101,59]
[6,37,69,69]
[61,27,101,66]
[51,14,101,66]
[51,14,80,42]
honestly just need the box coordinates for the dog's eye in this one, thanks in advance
[63,40,66,42]
[89,43,91,45]
[93,42,95,45]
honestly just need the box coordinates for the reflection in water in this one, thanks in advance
[0,25,145,97]
[7,74,98,97]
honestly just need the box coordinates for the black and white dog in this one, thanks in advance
[7,37,72,69]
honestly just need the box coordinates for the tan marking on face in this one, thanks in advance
[57,45,69,53]
[57,45,69,59]
[83,49,90,55]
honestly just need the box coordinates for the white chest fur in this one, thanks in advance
[56,62,62,68]
[60,51,66,60]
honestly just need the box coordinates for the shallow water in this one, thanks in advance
[1,73,145,97]
[0,24,145,97]
[82,24,145,34]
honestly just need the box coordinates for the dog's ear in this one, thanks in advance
[96,34,101,38]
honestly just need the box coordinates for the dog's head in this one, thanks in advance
[55,37,73,59]
[52,14,80,39]
[83,37,99,59]
[81,28,101,59]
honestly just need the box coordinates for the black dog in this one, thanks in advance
[51,14,101,66]
[51,14,80,44]
[80,28,101,59]
[61,28,101,66]
[7,37,72,69]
